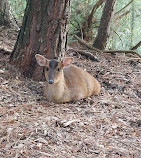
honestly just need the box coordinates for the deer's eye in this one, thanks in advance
[46,67,49,71]
[57,68,61,72]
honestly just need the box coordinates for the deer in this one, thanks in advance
[35,54,101,103]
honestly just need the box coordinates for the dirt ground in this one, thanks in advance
[0,27,141,158]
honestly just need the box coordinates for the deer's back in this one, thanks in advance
[63,65,100,100]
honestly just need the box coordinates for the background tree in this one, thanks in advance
[0,0,19,29]
[93,0,116,50]
[0,0,11,26]
[81,0,104,41]
[10,0,71,81]
[6,0,141,57]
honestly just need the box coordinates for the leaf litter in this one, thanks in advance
[0,27,141,158]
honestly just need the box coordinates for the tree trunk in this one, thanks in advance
[82,0,104,41]
[93,0,116,50]
[0,0,11,26]
[10,0,71,81]
[10,0,70,80]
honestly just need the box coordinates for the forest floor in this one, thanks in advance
[0,26,141,158]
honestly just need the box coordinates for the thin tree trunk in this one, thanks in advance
[0,0,11,26]
[93,0,116,50]
[10,0,71,81]
[82,0,104,40]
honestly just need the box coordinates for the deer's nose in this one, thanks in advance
[48,79,54,84]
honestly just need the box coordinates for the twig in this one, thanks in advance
[115,0,133,15]
[37,151,54,157]
[115,11,130,20]
[131,41,141,50]
[111,28,124,48]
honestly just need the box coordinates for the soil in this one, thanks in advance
[0,27,141,158]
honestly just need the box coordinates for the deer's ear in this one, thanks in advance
[62,57,73,68]
[35,54,48,66]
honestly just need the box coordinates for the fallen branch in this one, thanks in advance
[74,34,141,58]
[68,48,99,62]
[104,50,141,58]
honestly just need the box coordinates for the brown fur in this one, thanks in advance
[35,54,101,103]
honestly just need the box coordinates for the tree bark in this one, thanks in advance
[10,0,71,81]
[93,0,116,50]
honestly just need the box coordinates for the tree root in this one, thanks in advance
[74,35,102,53]
[68,48,99,62]
[74,35,141,58]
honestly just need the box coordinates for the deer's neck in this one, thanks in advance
[45,74,67,103]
